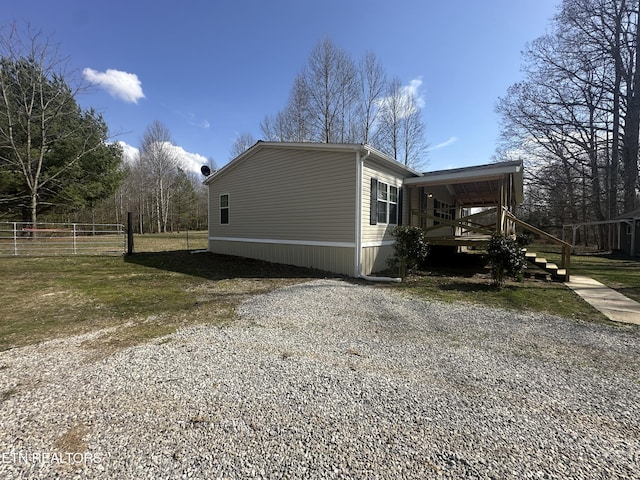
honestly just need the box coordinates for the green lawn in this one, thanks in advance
[526,244,640,303]
[1,236,636,352]
[384,251,612,324]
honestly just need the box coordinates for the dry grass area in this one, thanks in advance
[0,234,325,353]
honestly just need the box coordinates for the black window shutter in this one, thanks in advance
[398,187,403,225]
[370,178,378,225]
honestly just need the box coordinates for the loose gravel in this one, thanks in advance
[0,278,638,479]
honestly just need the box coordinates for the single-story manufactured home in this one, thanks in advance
[204,142,524,277]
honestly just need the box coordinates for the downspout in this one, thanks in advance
[354,149,365,277]
[355,147,402,283]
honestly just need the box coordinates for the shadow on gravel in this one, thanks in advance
[124,250,330,282]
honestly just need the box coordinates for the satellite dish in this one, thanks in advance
[201,165,211,176]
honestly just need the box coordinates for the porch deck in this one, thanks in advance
[403,160,571,280]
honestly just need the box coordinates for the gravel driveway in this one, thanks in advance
[1,279,638,479]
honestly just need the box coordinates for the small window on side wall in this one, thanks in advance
[220,194,229,224]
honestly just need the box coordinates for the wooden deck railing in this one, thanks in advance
[411,207,497,236]
[410,206,572,280]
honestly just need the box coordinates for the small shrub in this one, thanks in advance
[387,226,429,278]
[486,233,527,288]
[516,232,531,248]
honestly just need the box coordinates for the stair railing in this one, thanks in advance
[503,209,572,281]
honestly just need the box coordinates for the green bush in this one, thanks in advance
[516,232,531,248]
[387,226,429,278]
[487,233,527,288]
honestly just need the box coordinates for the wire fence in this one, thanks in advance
[131,231,209,252]
[0,222,126,256]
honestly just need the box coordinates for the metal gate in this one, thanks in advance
[0,222,126,256]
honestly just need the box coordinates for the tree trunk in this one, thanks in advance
[30,190,38,231]
[622,2,640,213]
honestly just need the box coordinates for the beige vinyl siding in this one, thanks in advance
[361,244,395,275]
[209,148,357,243]
[210,239,354,276]
[407,185,422,227]
[208,146,357,275]
[359,161,407,275]
[361,162,405,245]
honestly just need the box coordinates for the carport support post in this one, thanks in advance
[127,211,134,255]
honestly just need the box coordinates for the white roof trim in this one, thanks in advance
[403,160,522,186]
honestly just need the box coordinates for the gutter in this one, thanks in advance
[355,147,402,283]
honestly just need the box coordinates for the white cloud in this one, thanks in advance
[402,77,425,109]
[181,112,210,129]
[83,68,145,104]
[116,140,207,174]
[376,77,426,118]
[117,141,139,164]
[164,143,209,174]
[428,136,458,152]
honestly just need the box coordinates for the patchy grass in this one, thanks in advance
[382,252,610,323]
[0,234,324,352]
[2,235,634,353]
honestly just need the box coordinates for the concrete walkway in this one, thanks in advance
[565,275,640,325]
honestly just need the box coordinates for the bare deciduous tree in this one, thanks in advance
[496,0,640,248]
[375,77,427,168]
[260,38,428,167]
[229,132,256,159]
[138,120,179,233]
[357,51,387,145]
[305,38,359,143]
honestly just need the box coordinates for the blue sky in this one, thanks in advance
[5,0,559,173]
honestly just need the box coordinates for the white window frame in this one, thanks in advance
[389,185,398,225]
[376,181,399,225]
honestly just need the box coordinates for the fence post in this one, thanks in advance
[127,212,134,255]
[13,222,17,256]
[73,223,77,254]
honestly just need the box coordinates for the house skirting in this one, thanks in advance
[209,238,356,276]
[209,237,397,277]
